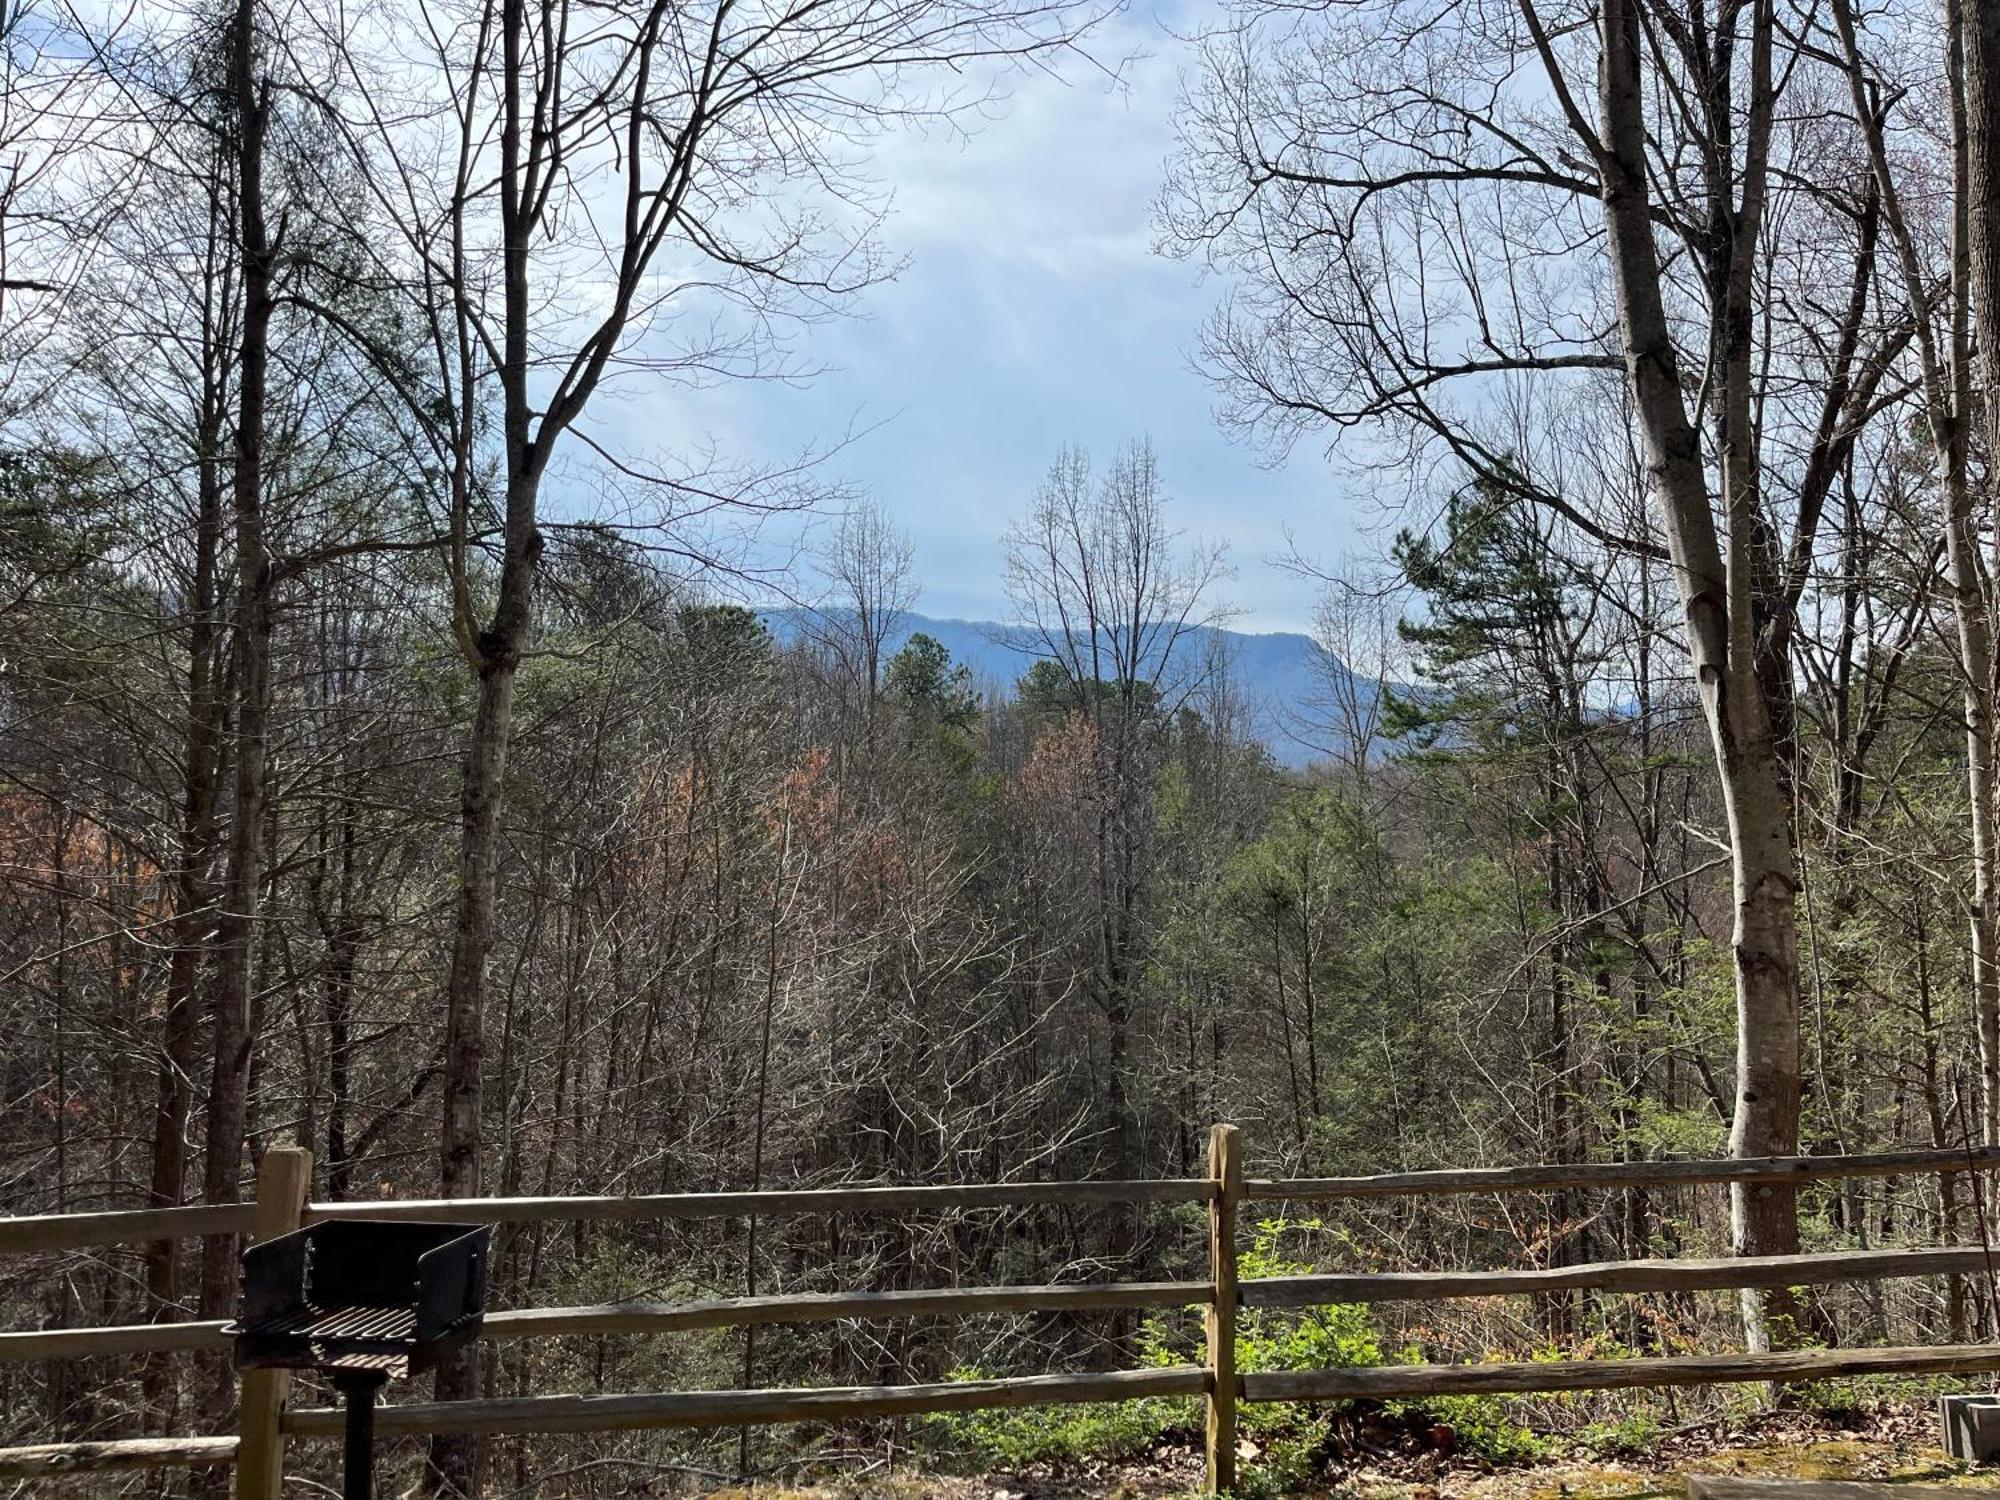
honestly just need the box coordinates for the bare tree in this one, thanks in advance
[316,1,1110,1483]
[814,501,917,743]
[1830,0,1997,1141]
[1959,0,2000,1158]
[0,1,117,420]
[1162,0,1907,1345]
[1002,440,1227,1224]
[1302,580,1402,785]
[194,0,279,1368]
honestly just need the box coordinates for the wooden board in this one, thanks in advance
[0,1436,237,1478]
[483,1280,1208,1339]
[0,1320,229,1363]
[0,1202,254,1255]
[284,1366,1212,1437]
[1688,1481,1990,1500]
[0,1284,1203,1367]
[304,1178,1213,1226]
[1247,1145,2000,1201]
[1242,1342,2000,1401]
[1243,1246,2000,1307]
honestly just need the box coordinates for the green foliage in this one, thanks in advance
[1233,1219,1384,1396]
[915,1389,1193,1468]
[917,1223,1386,1483]
[1388,469,1595,755]
[912,1321,1198,1468]
[1575,1410,1670,1457]
[886,631,984,779]
[676,602,774,672]
[886,631,979,732]
[1014,656,1070,713]
[1230,1220,1387,1493]
[1617,1098,1729,1162]
[1789,1371,1979,1412]
[1193,782,1511,1174]
[1385,1391,1549,1463]
[1014,655,1160,719]
[1128,1221,1557,1488]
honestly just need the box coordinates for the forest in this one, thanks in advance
[6,0,2000,1491]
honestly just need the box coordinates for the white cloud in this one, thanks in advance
[864,9,1185,280]
[578,2,1368,635]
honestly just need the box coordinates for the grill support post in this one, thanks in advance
[337,1371,386,1500]
[237,1148,311,1500]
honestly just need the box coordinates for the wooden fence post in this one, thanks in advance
[236,1147,310,1500]
[1205,1123,1242,1495]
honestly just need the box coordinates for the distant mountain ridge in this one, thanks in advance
[761,608,1364,769]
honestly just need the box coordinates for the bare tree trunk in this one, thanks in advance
[144,409,226,1427]
[1835,0,1997,1149]
[426,651,519,1492]
[1597,0,1801,1348]
[196,0,274,1370]
[1723,771,1803,1347]
[428,76,545,1474]
[427,14,545,1492]
[318,767,363,1200]
[439,664,519,1201]
[1953,0,2000,1145]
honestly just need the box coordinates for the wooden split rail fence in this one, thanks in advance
[9,1128,2000,1494]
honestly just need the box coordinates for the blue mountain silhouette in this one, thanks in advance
[761,609,1373,770]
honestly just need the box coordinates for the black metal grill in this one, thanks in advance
[229,1218,491,1499]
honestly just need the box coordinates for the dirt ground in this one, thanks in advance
[696,1407,2000,1500]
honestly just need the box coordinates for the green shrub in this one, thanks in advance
[913,1321,1199,1468]
[1230,1219,1394,1492]
[1235,1218,1384,1399]
[1576,1410,1668,1457]
[1385,1392,1547,1463]
[916,1386,1197,1468]
[915,1220,1562,1488]
[1791,1370,1975,1412]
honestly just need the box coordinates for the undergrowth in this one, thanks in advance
[914,1218,1543,1495]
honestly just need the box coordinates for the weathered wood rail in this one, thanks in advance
[4,1128,1999,1495]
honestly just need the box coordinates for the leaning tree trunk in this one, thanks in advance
[1597,0,1802,1349]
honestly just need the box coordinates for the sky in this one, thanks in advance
[588,3,1372,637]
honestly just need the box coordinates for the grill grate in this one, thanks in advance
[236,1305,423,1373]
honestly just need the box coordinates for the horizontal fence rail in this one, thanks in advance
[0,1436,241,1481]
[0,1180,1210,1256]
[0,1283,1214,1365]
[306,1177,1214,1227]
[1240,1343,2000,1402]
[283,1367,1214,1439]
[481,1279,1211,1339]
[0,1320,231,1363]
[1244,1245,2000,1306]
[0,1201,255,1256]
[1246,1144,2000,1201]
[6,1132,2000,1494]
